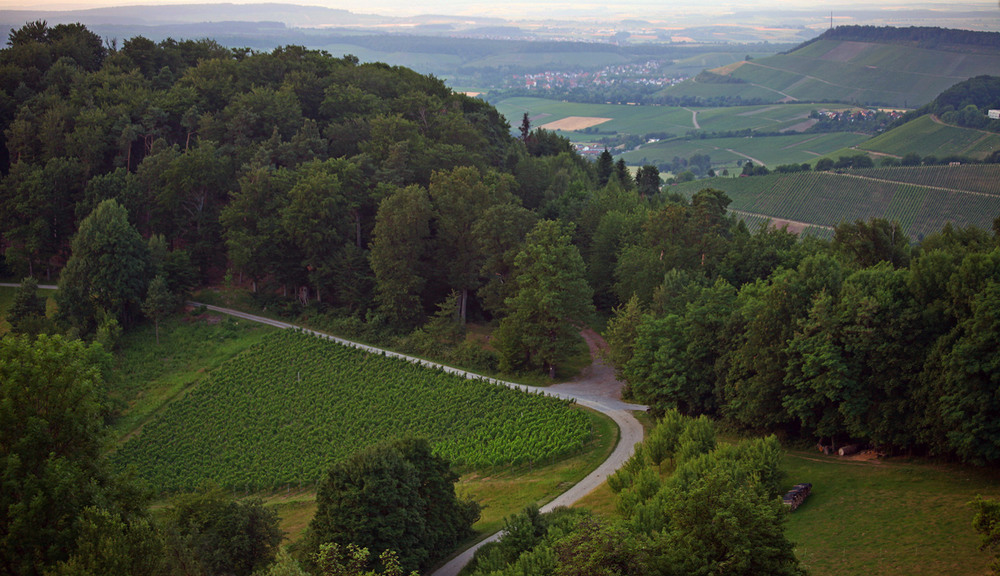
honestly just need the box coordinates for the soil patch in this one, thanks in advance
[540,116,612,131]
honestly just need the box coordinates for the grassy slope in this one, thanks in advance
[662,39,1000,108]
[859,115,1000,161]
[784,451,1000,576]
[110,312,276,440]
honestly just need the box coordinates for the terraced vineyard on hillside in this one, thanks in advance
[662,39,1000,107]
[112,330,592,493]
[859,115,1000,161]
[673,164,1000,239]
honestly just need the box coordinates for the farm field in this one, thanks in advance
[662,39,1000,107]
[783,450,1000,576]
[621,132,867,169]
[112,329,594,493]
[492,97,696,137]
[671,165,1000,239]
[859,115,1000,161]
[109,311,276,439]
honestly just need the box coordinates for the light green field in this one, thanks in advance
[622,132,868,169]
[860,115,1000,161]
[662,40,1000,108]
[784,450,1000,576]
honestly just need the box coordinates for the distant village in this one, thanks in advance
[509,61,687,91]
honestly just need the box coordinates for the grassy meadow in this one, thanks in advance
[784,450,1000,576]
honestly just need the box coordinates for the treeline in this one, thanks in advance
[605,219,1000,464]
[463,411,804,576]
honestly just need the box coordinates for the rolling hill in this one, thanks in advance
[660,27,1000,108]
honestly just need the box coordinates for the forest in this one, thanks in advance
[3,19,1000,576]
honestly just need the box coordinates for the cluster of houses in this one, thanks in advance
[512,61,686,91]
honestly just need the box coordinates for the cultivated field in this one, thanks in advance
[671,164,1000,239]
[860,115,1000,161]
[662,39,1000,107]
[622,132,867,169]
[113,329,593,493]
[540,116,611,131]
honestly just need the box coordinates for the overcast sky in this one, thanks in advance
[8,0,999,21]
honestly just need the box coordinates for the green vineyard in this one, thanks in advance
[112,330,592,493]
[673,164,1000,239]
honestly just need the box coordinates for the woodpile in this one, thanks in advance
[782,483,812,511]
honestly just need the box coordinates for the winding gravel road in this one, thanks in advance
[121,300,647,575]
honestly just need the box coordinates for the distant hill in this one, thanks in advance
[659,26,1000,108]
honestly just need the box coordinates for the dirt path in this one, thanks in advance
[684,107,700,130]
[191,303,647,576]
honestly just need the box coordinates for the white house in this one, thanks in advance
[989,109,1000,120]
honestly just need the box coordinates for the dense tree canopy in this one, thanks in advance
[308,438,479,574]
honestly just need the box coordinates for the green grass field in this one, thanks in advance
[784,450,1000,576]
[671,164,1000,238]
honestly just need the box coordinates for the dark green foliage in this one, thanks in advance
[5,276,51,336]
[309,438,479,574]
[0,334,157,576]
[832,218,910,268]
[972,496,1000,575]
[161,483,282,576]
[470,414,801,576]
[58,199,150,334]
[494,220,594,377]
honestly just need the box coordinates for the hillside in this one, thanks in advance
[660,27,1000,108]
[670,164,1000,239]
[857,114,1000,161]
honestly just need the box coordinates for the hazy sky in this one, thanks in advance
[8,0,999,21]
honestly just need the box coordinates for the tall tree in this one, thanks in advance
[308,438,479,574]
[494,220,595,378]
[428,166,515,324]
[0,334,154,576]
[370,184,434,330]
[57,199,149,334]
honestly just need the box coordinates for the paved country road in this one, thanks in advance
[192,303,647,576]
